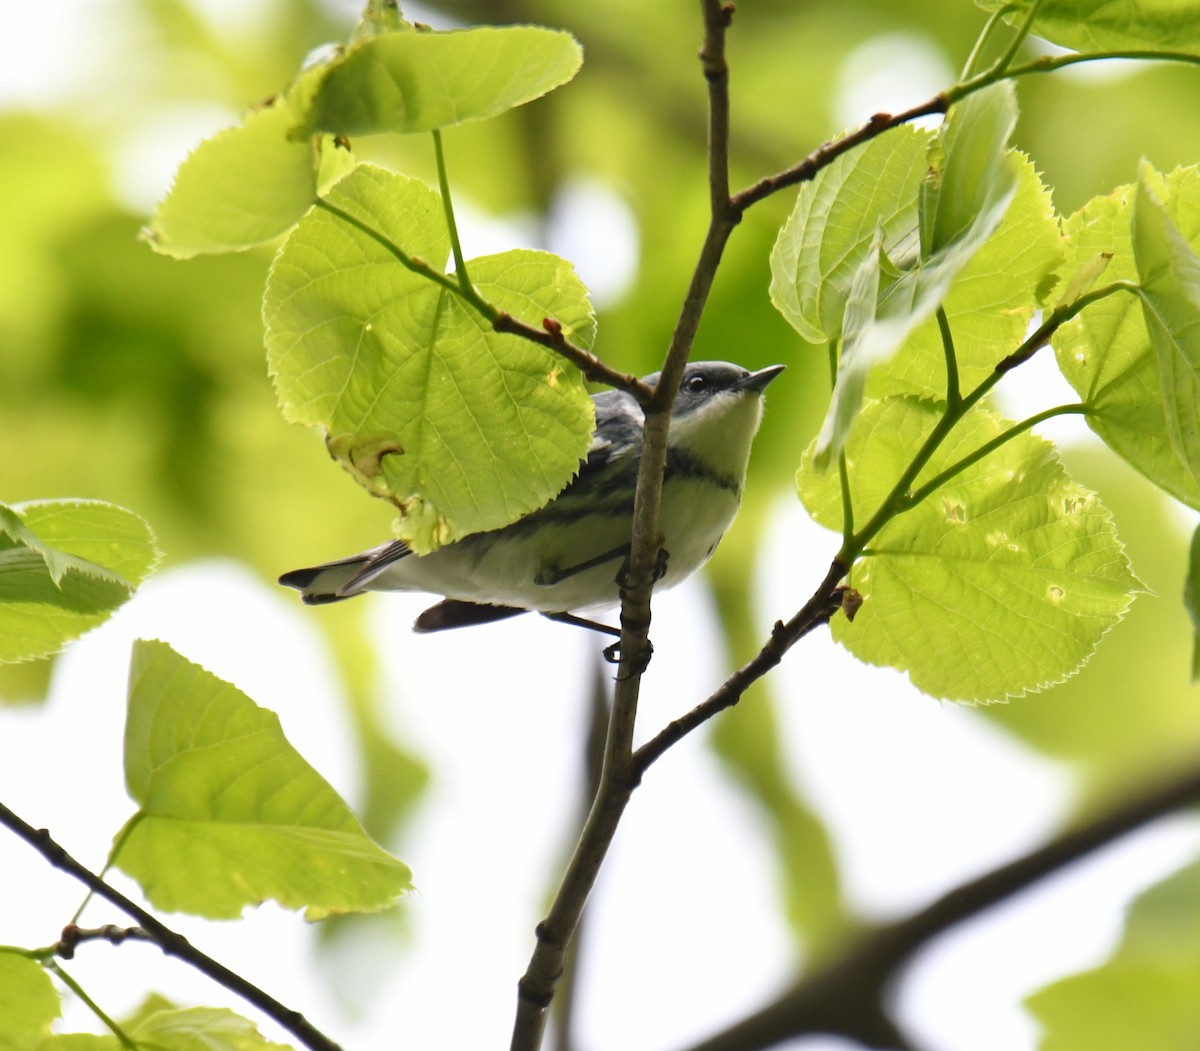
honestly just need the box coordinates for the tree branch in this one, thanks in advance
[634,558,848,776]
[730,95,949,213]
[313,198,649,401]
[491,313,650,401]
[727,37,1200,217]
[0,801,342,1051]
[676,759,1200,1051]
[508,4,742,1048]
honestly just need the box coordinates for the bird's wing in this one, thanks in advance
[413,598,529,633]
[571,390,644,485]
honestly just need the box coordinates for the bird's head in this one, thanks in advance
[660,361,785,476]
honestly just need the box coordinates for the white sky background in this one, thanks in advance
[3,4,1200,1051]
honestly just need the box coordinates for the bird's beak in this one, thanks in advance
[735,364,786,393]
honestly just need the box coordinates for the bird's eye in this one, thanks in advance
[685,374,708,393]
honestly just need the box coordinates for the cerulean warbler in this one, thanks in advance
[280,360,784,633]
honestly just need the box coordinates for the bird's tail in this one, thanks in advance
[278,540,411,604]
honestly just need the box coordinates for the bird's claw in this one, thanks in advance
[615,546,669,590]
[603,637,654,678]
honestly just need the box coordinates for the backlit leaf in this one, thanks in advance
[0,500,158,663]
[1186,524,1200,680]
[872,151,1064,400]
[0,954,58,1051]
[769,126,929,346]
[299,25,582,137]
[975,0,1200,53]
[812,84,1020,465]
[1054,164,1200,508]
[1027,856,1200,1051]
[797,398,1138,701]
[1131,168,1200,489]
[129,1007,293,1051]
[143,89,321,259]
[113,639,412,920]
[264,164,595,553]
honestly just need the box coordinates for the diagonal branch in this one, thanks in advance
[314,197,649,401]
[634,558,848,776]
[676,758,1200,1051]
[0,801,342,1051]
[731,96,949,214]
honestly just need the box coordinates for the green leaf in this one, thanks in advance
[0,954,58,1051]
[814,84,1021,465]
[143,91,321,259]
[1027,856,1200,1051]
[975,0,1200,53]
[0,500,158,663]
[798,398,1139,701]
[1186,524,1200,681]
[113,639,412,920]
[872,151,1065,400]
[1131,168,1200,489]
[36,1007,295,1051]
[1054,164,1200,509]
[36,1036,117,1050]
[919,81,1019,259]
[768,125,930,346]
[298,25,583,138]
[129,1007,293,1051]
[980,447,1200,771]
[264,163,595,553]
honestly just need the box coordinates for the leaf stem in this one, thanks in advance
[843,403,961,560]
[906,402,1091,507]
[993,279,1139,375]
[432,130,473,295]
[47,962,138,1050]
[986,0,1047,77]
[845,280,1136,558]
[960,3,1020,79]
[829,340,855,545]
[314,197,475,306]
[1003,48,1200,82]
[936,306,961,408]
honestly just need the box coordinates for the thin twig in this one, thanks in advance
[314,198,649,400]
[0,801,342,1051]
[1003,48,1200,81]
[678,758,1200,1051]
[731,95,949,213]
[52,923,155,959]
[731,44,1200,218]
[634,559,847,775]
[491,313,650,399]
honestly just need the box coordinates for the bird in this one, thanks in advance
[279,360,784,638]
